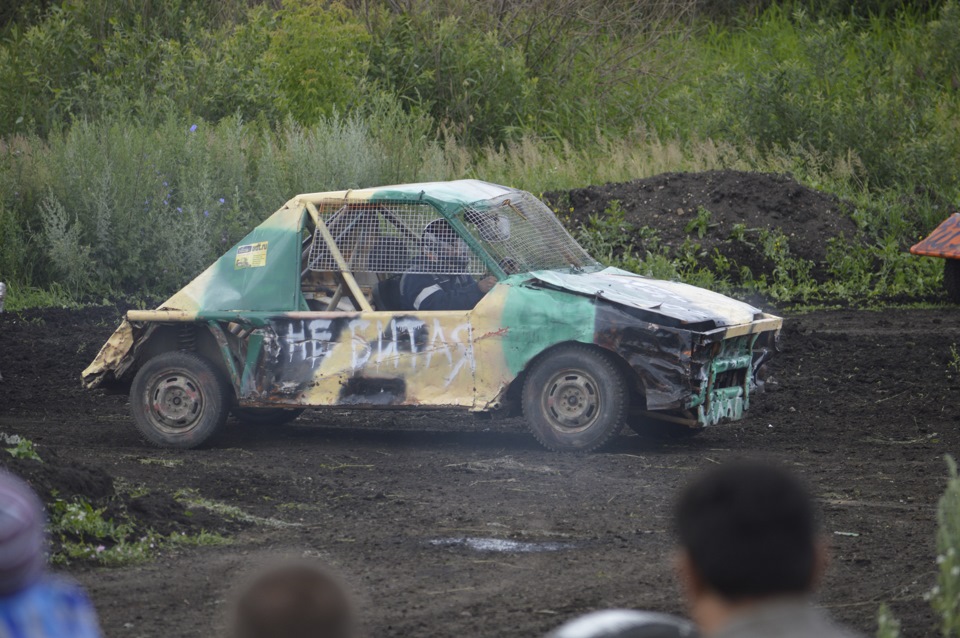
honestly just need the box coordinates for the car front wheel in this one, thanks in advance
[130,351,229,449]
[522,345,626,452]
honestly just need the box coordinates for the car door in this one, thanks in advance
[238,198,500,408]
[250,309,479,407]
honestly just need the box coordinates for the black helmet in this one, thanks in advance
[422,219,470,270]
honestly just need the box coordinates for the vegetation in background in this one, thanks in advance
[876,602,901,638]
[0,0,959,307]
[269,1,370,124]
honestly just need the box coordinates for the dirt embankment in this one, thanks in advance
[547,170,860,282]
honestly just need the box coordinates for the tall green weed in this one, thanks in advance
[930,456,960,635]
[2,1,960,305]
[1,108,446,298]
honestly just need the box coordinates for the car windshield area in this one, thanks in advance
[304,190,597,281]
[459,191,598,275]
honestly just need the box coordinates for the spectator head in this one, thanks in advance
[421,219,470,270]
[0,470,47,595]
[230,561,355,638]
[674,461,823,605]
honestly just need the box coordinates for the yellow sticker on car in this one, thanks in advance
[235,241,268,269]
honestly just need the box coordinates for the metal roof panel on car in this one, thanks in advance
[293,180,516,215]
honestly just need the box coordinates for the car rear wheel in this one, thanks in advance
[130,351,229,449]
[232,407,305,426]
[522,345,626,452]
[945,259,960,303]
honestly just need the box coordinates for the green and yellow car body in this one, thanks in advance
[83,180,781,449]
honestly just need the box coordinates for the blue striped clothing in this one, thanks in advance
[0,576,102,638]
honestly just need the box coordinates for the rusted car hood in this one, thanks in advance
[527,267,763,327]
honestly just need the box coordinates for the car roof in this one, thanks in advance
[292,180,517,216]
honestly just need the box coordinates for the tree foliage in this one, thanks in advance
[2,1,960,305]
[267,1,370,124]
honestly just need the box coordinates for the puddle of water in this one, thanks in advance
[429,537,575,553]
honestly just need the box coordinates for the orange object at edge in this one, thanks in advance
[910,212,960,259]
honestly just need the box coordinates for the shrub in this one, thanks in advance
[267,1,370,125]
[40,194,93,297]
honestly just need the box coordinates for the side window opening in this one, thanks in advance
[303,201,486,311]
[299,216,345,311]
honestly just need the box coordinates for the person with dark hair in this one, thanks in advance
[673,461,859,638]
[230,561,355,638]
[0,469,103,637]
[399,219,497,311]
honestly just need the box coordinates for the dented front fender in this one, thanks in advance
[81,320,155,389]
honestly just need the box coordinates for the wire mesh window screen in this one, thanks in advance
[305,200,487,275]
[460,192,597,274]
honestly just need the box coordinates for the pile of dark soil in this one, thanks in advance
[547,170,860,281]
[0,450,244,547]
[0,299,246,545]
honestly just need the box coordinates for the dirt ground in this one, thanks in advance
[1,171,958,637]
[2,304,959,638]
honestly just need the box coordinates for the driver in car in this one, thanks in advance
[400,219,498,311]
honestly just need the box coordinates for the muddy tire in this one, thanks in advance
[945,259,960,303]
[522,345,626,452]
[130,351,229,449]
[232,407,304,426]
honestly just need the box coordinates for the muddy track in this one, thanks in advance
[1,306,958,636]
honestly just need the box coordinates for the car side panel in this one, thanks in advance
[498,284,597,376]
[239,302,507,408]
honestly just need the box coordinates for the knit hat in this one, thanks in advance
[0,470,46,595]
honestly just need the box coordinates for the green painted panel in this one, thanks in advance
[368,181,514,217]
[194,207,307,313]
[500,283,597,375]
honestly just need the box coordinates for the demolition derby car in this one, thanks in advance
[83,180,782,452]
